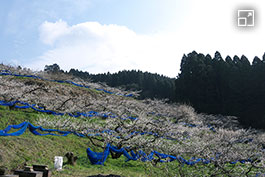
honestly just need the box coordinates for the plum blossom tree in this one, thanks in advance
[0,64,264,176]
[37,98,265,176]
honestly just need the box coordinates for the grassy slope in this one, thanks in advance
[1,107,260,177]
[0,106,149,177]
[0,74,263,177]
[0,74,150,176]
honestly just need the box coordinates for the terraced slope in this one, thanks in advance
[0,65,264,177]
[0,106,148,177]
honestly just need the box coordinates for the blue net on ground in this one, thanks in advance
[86,143,253,166]
[86,144,139,165]
[0,100,215,132]
[0,121,85,137]
[0,70,134,97]
[0,100,137,120]
[0,122,256,166]
[0,99,246,141]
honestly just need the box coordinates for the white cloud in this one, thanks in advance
[177,0,265,60]
[39,20,70,45]
[29,0,265,78]
[31,20,179,77]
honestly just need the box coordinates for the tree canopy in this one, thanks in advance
[175,51,265,129]
[68,69,176,101]
[48,51,265,129]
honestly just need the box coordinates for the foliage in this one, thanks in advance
[0,106,147,177]
[176,51,265,129]
[0,64,265,176]
[44,64,63,74]
[68,69,176,101]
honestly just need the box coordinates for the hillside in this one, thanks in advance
[175,51,265,129]
[0,64,264,177]
[0,105,149,177]
[65,50,265,130]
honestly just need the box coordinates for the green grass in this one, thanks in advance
[4,74,111,97]
[0,106,149,177]
[0,106,264,177]
[0,106,40,129]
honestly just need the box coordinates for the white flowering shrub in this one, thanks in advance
[0,64,264,176]
[35,98,265,176]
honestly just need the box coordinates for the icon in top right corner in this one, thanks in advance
[238,10,255,27]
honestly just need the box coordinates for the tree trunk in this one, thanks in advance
[65,152,78,166]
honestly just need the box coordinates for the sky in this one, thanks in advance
[0,0,265,78]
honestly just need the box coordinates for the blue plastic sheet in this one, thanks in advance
[0,70,133,97]
[0,99,248,143]
[86,143,253,166]
[0,122,256,166]
[0,122,85,137]
[86,143,139,165]
[0,100,137,120]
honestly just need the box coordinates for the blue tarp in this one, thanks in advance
[0,122,85,137]
[86,143,139,165]
[0,100,137,120]
[0,100,214,130]
[0,70,134,97]
[0,122,256,166]
[86,143,253,165]
[0,100,240,141]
